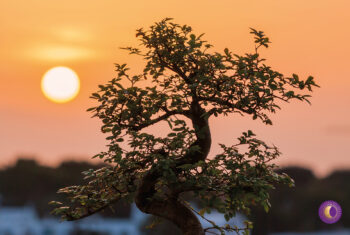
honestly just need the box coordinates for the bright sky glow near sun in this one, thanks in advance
[1,0,350,177]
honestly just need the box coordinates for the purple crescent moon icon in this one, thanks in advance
[318,200,342,224]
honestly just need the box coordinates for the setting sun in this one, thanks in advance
[41,66,80,103]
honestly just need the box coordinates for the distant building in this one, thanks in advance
[0,203,247,235]
[0,204,145,235]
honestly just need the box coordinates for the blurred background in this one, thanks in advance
[1,0,350,234]
[1,159,350,235]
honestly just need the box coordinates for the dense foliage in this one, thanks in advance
[51,18,318,234]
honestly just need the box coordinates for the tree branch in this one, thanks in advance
[127,109,190,131]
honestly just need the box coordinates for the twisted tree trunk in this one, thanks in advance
[135,171,205,235]
[135,101,210,235]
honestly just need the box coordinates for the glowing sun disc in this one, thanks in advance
[41,66,80,103]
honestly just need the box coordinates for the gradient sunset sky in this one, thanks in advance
[1,0,349,177]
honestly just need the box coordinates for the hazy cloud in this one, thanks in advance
[324,124,350,136]
[26,44,96,61]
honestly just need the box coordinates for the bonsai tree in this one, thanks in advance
[51,18,318,235]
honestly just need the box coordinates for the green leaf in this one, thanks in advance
[91,93,100,99]
[285,91,294,97]
[48,201,62,206]
[177,164,193,170]
[86,107,96,112]
[166,119,173,129]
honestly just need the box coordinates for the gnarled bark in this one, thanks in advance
[135,171,205,235]
[135,100,210,235]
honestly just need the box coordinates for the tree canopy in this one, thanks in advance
[51,18,318,235]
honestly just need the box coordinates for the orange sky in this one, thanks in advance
[1,0,350,177]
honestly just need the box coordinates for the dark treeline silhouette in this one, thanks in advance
[251,167,349,234]
[0,158,348,234]
[0,158,130,218]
